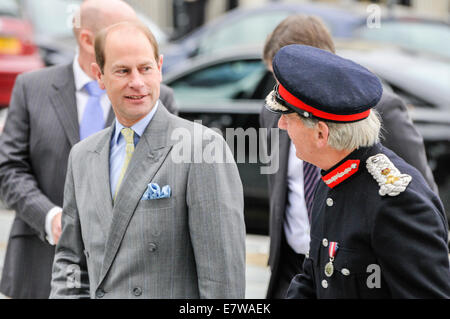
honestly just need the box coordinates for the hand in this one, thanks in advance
[51,212,62,245]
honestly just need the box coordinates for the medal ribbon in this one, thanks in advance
[329,242,339,260]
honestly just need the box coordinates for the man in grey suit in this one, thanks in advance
[259,15,438,299]
[50,21,246,298]
[0,0,177,299]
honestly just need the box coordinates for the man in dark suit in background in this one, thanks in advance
[0,0,177,299]
[259,14,438,299]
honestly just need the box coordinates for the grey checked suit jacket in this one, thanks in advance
[0,63,177,299]
[259,89,438,298]
[50,105,246,299]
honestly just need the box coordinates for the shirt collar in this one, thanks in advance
[73,54,95,92]
[112,101,159,145]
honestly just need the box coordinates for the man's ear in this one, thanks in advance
[158,54,164,71]
[157,54,163,81]
[91,62,105,90]
[316,121,329,148]
[79,29,95,55]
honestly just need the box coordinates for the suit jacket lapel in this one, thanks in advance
[49,63,80,146]
[105,106,115,126]
[97,105,174,289]
[89,125,115,239]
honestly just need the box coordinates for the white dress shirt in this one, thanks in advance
[283,141,311,255]
[45,56,110,245]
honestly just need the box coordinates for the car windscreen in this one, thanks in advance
[169,59,267,103]
[197,11,290,56]
[355,21,450,60]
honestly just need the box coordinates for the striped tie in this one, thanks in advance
[113,128,135,201]
[303,161,320,222]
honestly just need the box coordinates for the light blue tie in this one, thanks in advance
[80,81,105,140]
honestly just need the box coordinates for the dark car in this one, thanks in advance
[162,1,450,73]
[161,2,366,73]
[163,46,450,234]
[0,0,44,132]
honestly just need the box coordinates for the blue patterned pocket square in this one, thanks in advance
[142,183,171,200]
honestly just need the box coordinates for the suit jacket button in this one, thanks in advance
[148,243,157,252]
[321,280,328,289]
[133,287,142,296]
[322,238,328,247]
[96,289,105,298]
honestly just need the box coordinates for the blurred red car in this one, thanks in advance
[0,1,44,131]
[0,17,44,105]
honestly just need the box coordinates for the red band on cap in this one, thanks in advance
[278,84,371,122]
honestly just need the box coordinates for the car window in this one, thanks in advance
[0,0,19,17]
[169,59,267,102]
[355,22,450,59]
[197,11,290,56]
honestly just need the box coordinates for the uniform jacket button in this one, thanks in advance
[322,238,328,247]
[341,268,351,276]
[326,198,334,207]
[96,289,105,298]
[148,243,157,252]
[133,287,142,297]
[321,280,328,289]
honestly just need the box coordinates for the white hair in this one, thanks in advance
[300,109,381,151]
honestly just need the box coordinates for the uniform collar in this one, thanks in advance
[320,143,382,189]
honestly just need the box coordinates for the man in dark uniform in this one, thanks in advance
[265,44,450,298]
[260,14,439,299]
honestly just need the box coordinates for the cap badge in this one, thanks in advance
[265,89,289,113]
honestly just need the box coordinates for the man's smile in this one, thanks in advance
[124,94,148,100]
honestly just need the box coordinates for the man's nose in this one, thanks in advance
[128,69,145,89]
[278,115,287,130]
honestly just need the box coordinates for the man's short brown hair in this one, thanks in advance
[263,14,335,67]
[95,21,160,73]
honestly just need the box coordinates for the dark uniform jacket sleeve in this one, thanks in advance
[286,258,317,299]
[371,184,450,298]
